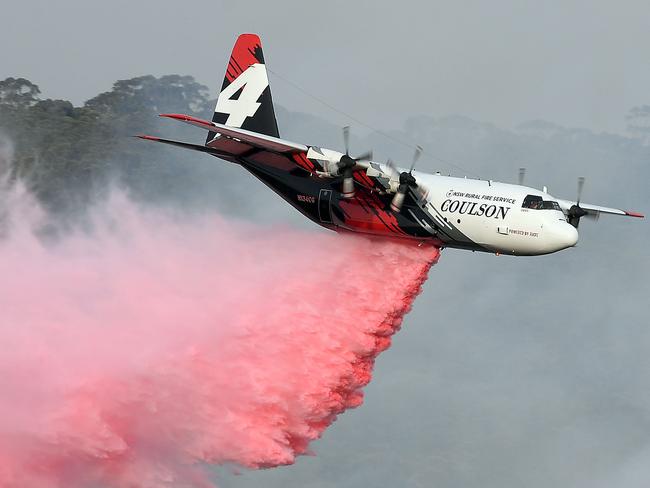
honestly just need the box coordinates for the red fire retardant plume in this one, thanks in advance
[0,185,439,487]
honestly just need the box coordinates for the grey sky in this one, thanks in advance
[2,0,650,134]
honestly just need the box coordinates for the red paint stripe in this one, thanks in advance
[230,57,244,74]
[228,60,242,77]
[230,34,262,72]
[296,153,315,171]
[360,172,375,187]
[357,192,405,235]
[291,153,313,171]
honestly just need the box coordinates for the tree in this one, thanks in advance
[85,75,210,116]
[0,74,219,218]
[0,77,41,108]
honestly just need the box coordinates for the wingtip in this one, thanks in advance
[134,134,160,141]
[160,113,212,126]
[625,211,645,218]
[160,113,189,121]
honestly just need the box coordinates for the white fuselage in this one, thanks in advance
[411,172,579,255]
[143,32,642,258]
[309,147,582,256]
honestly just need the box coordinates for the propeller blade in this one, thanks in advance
[518,167,526,185]
[409,145,423,173]
[355,150,373,162]
[385,158,428,207]
[577,176,585,205]
[385,159,400,179]
[343,126,350,156]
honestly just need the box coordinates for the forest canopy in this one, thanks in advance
[0,75,215,215]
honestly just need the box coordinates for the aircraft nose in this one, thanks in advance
[545,221,579,253]
[559,223,579,248]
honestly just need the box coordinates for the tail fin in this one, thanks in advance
[206,33,279,144]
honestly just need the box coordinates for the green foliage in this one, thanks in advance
[86,75,210,117]
[0,78,41,109]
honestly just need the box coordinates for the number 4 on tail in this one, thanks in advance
[215,64,269,127]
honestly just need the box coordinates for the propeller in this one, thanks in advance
[387,146,428,212]
[518,167,526,186]
[567,176,588,228]
[335,126,372,198]
[409,145,423,172]
[577,176,585,204]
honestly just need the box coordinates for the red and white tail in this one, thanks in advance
[206,33,279,144]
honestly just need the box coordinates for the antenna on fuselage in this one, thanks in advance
[518,167,526,185]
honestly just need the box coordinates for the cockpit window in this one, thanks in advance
[522,195,561,211]
[540,200,562,211]
[522,195,543,209]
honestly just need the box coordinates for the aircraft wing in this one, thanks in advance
[160,114,308,154]
[558,199,644,219]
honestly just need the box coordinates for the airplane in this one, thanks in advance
[138,33,644,256]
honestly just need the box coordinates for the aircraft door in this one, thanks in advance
[318,189,333,223]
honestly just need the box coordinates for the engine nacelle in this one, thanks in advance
[306,146,347,177]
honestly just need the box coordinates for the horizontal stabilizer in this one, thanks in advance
[135,135,233,160]
[160,113,308,154]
